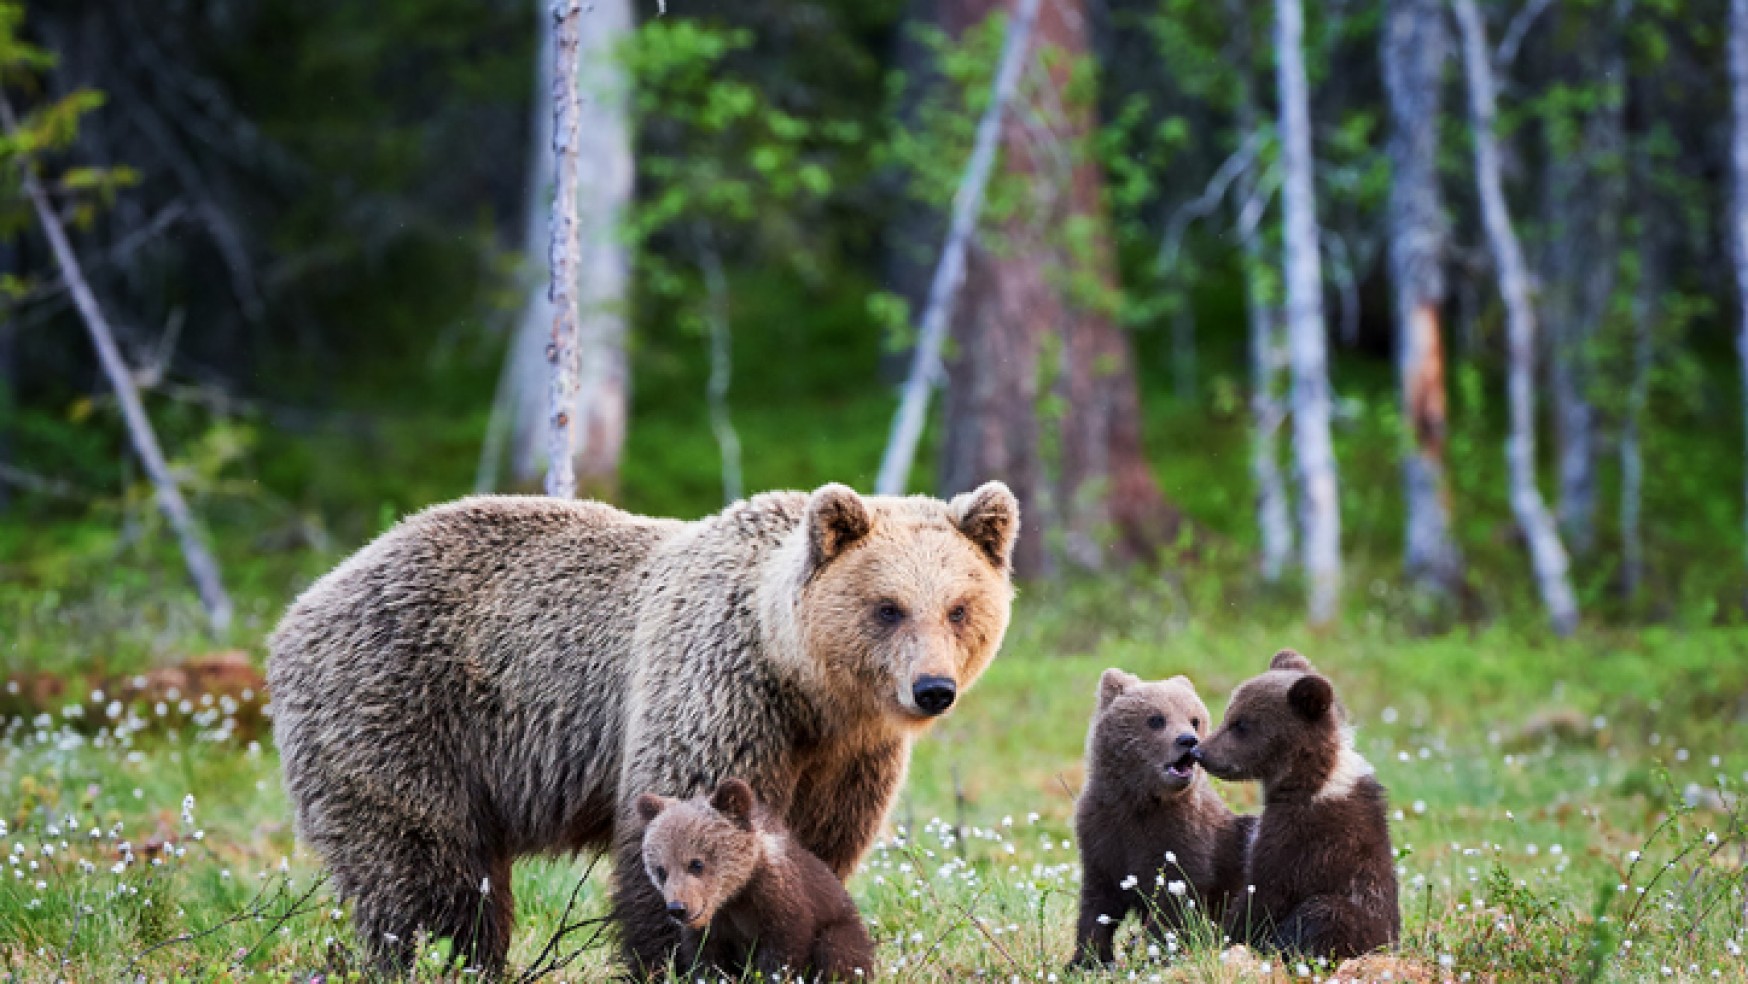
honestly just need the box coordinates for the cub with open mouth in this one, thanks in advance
[1070,670,1257,968]
[637,779,875,982]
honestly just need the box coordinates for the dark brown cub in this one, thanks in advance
[1194,649,1399,960]
[1070,669,1256,968]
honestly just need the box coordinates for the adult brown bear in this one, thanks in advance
[267,483,1017,974]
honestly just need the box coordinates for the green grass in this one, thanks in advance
[3,576,1745,981]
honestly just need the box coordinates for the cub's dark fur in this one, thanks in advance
[1071,670,1256,966]
[1195,650,1399,959]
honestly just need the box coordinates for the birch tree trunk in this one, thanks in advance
[1732,0,1748,576]
[876,0,1039,499]
[1621,202,1657,601]
[484,0,631,496]
[3,97,233,632]
[1384,0,1461,595]
[1226,6,1294,584]
[698,235,743,505]
[1276,0,1343,624]
[1454,0,1579,636]
[544,0,584,499]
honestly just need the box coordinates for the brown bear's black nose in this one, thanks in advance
[1175,732,1198,750]
[913,676,957,715]
[666,900,689,922]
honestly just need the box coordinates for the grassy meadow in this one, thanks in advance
[6,274,1748,982]
[2,574,1746,982]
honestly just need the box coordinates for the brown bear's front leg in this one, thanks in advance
[1070,871,1131,968]
[610,825,680,978]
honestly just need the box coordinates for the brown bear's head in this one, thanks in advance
[636,779,765,933]
[793,481,1018,729]
[1195,649,1350,797]
[1088,669,1212,796]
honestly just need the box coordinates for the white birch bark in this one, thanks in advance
[1732,0,1748,573]
[1454,0,1579,635]
[1276,0,1343,624]
[1384,0,1461,593]
[1620,214,1656,600]
[3,97,233,631]
[875,0,1040,497]
[484,0,631,494]
[545,0,584,499]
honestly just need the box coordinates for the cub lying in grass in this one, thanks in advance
[637,778,875,982]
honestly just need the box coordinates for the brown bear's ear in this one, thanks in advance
[949,481,1020,573]
[710,779,757,831]
[1097,668,1141,711]
[635,794,669,824]
[807,484,872,570]
[1167,674,1197,694]
[1270,648,1315,673]
[1287,674,1334,721]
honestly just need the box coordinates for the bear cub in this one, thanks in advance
[1193,649,1399,959]
[637,778,876,982]
[1071,670,1257,967]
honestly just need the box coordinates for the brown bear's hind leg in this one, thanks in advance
[346,841,513,977]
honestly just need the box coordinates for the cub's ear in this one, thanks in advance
[1287,674,1334,721]
[807,484,872,570]
[1097,668,1142,711]
[635,794,669,825]
[949,481,1020,573]
[1270,648,1315,673]
[710,779,757,831]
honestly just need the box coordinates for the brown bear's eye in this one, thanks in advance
[655,866,667,883]
[1147,714,1166,731]
[688,858,705,875]
[947,604,967,624]
[875,602,905,625]
[1191,717,1201,730]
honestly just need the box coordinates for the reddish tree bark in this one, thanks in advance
[935,0,1179,577]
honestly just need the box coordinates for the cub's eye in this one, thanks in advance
[688,858,705,875]
[1147,714,1166,731]
[1191,717,1201,730]
[655,866,668,883]
[1230,718,1248,736]
[875,602,905,625]
[947,604,968,624]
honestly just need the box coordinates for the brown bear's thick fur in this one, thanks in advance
[1070,670,1255,967]
[267,483,1017,974]
[636,778,876,982]
[1194,650,1399,960]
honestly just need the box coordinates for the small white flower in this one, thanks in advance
[1295,963,1311,977]
[1706,831,1720,847]
[1119,874,1139,890]
[1163,851,1177,865]
[1167,880,1187,897]
[481,876,491,895]
[1628,850,1642,863]
[1096,914,1113,925]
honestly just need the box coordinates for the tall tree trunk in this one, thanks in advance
[3,96,233,632]
[698,234,743,505]
[545,0,584,499]
[1733,0,1748,577]
[1454,0,1579,636]
[1384,0,1461,596]
[1541,4,1627,556]
[1276,0,1343,624]
[1621,197,1657,601]
[937,0,1179,577]
[1226,2,1294,584]
[485,0,631,496]
[876,0,1039,499]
